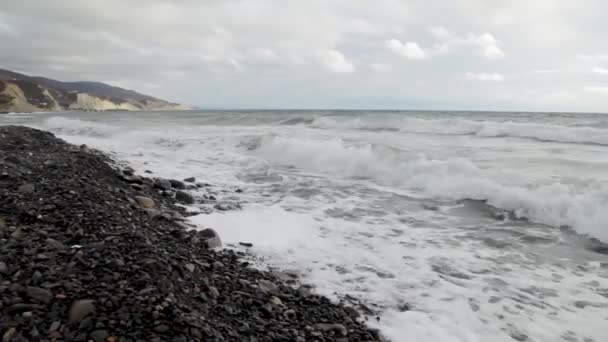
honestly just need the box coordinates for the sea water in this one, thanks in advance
[3,110,608,342]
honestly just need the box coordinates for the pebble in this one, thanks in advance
[26,286,53,304]
[175,190,195,204]
[17,183,35,193]
[69,300,95,322]
[134,196,156,208]
[184,177,196,183]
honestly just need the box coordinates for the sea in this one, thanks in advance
[2,110,608,342]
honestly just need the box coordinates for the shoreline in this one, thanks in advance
[0,125,383,341]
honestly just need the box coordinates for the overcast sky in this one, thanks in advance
[1,1,608,112]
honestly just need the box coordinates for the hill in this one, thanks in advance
[0,69,193,113]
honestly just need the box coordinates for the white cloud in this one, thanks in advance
[532,69,561,74]
[592,67,608,74]
[584,86,608,94]
[467,33,505,59]
[316,50,355,73]
[578,53,608,62]
[466,72,504,82]
[429,27,504,59]
[370,62,391,72]
[386,39,427,60]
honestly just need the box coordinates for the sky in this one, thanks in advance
[1,0,608,112]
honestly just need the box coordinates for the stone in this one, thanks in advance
[69,299,95,322]
[27,286,53,304]
[0,261,7,275]
[258,279,277,293]
[208,286,220,299]
[170,179,186,189]
[49,321,61,332]
[270,296,283,306]
[315,323,348,336]
[198,228,222,249]
[17,183,35,193]
[2,327,16,342]
[144,208,162,219]
[134,196,156,208]
[175,190,195,204]
[239,242,253,248]
[154,324,170,333]
[153,178,172,190]
[46,238,65,249]
[214,202,238,211]
[184,177,196,183]
[0,217,6,229]
[185,263,195,273]
[89,330,109,342]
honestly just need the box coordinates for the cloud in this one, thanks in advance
[466,72,504,82]
[370,62,391,72]
[578,53,608,62]
[584,86,608,94]
[429,26,504,59]
[592,67,608,74]
[316,50,355,73]
[386,39,427,60]
[532,69,561,74]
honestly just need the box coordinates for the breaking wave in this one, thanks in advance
[252,134,608,242]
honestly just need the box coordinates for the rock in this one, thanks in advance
[17,183,35,193]
[0,261,7,275]
[2,327,16,342]
[235,188,243,193]
[258,279,277,293]
[122,168,134,176]
[214,202,241,211]
[134,196,156,208]
[184,177,196,183]
[153,178,172,190]
[69,299,95,322]
[144,208,162,219]
[208,286,220,299]
[131,183,143,191]
[89,330,109,342]
[46,238,65,249]
[315,323,348,336]
[175,190,195,204]
[185,263,195,273]
[154,324,170,333]
[198,228,222,249]
[170,179,186,189]
[270,296,283,306]
[0,217,6,229]
[27,286,53,304]
[49,321,61,332]
[239,242,253,248]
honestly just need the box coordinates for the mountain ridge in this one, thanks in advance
[0,69,193,113]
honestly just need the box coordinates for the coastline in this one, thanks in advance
[0,125,383,341]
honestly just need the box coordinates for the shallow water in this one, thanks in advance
[3,110,608,342]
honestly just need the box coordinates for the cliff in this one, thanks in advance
[0,69,193,113]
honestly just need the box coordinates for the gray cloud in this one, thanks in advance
[1,0,608,111]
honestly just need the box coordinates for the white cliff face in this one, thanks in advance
[1,81,193,113]
[69,93,142,111]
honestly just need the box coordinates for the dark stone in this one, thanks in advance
[239,242,253,248]
[69,299,95,322]
[184,177,196,183]
[153,178,172,190]
[0,261,7,275]
[26,286,53,304]
[18,183,35,193]
[175,190,195,204]
[89,330,109,342]
[169,179,186,189]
